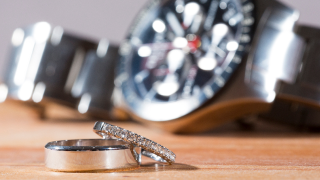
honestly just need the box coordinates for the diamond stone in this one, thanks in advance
[127,132,136,142]
[163,148,169,157]
[156,144,162,152]
[111,126,119,135]
[168,156,173,161]
[141,138,149,147]
[148,141,154,150]
[136,136,144,145]
[131,133,139,143]
[120,129,128,139]
[159,146,165,155]
[144,139,151,148]
[151,142,159,152]
[117,127,123,136]
[104,124,113,133]
[170,155,175,161]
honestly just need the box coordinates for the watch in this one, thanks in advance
[2,0,320,133]
[114,0,320,133]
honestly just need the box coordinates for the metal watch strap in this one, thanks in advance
[2,22,97,105]
[262,25,320,129]
[71,39,119,118]
[1,22,119,119]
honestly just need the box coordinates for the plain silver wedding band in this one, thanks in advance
[45,139,141,172]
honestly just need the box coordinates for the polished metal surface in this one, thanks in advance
[72,39,119,117]
[261,25,320,128]
[276,25,320,106]
[1,22,97,106]
[1,22,121,120]
[246,2,305,102]
[93,121,176,164]
[45,139,141,171]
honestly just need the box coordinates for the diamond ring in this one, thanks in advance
[93,121,176,164]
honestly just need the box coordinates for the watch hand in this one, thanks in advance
[211,23,229,45]
[183,2,201,28]
[183,2,205,34]
[166,11,185,37]
[154,75,180,97]
[144,88,157,101]
[203,0,220,31]
[134,70,149,83]
[137,35,201,56]
[167,49,185,72]
[198,23,229,71]
[209,45,226,57]
[154,49,185,96]
[189,13,204,34]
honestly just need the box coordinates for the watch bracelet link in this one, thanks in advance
[1,22,119,119]
[71,40,119,118]
[262,25,320,129]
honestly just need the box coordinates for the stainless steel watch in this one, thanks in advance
[113,0,315,133]
[2,0,320,133]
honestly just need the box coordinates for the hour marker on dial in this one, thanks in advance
[226,41,239,51]
[176,5,184,13]
[229,13,244,26]
[183,2,201,28]
[155,81,180,97]
[213,23,229,37]
[220,2,227,9]
[152,19,166,33]
[138,46,152,57]
[204,86,214,98]
[173,37,188,48]
[197,57,217,71]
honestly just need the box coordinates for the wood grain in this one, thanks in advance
[0,100,320,179]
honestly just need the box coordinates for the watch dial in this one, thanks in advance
[118,0,255,121]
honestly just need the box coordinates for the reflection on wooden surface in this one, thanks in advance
[0,100,320,179]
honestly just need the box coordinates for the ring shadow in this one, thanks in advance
[54,163,198,174]
[125,162,198,173]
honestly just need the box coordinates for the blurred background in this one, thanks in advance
[0,0,319,75]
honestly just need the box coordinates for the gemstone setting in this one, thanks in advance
[95,122,176,164]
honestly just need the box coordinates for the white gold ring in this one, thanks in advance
[93,121,176,164]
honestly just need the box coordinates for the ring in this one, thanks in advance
[93,121,176,164]
[45,139,141,171]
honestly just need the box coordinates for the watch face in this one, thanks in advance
[118,0,255,121]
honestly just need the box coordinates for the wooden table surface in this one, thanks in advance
[0,101,320,179]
